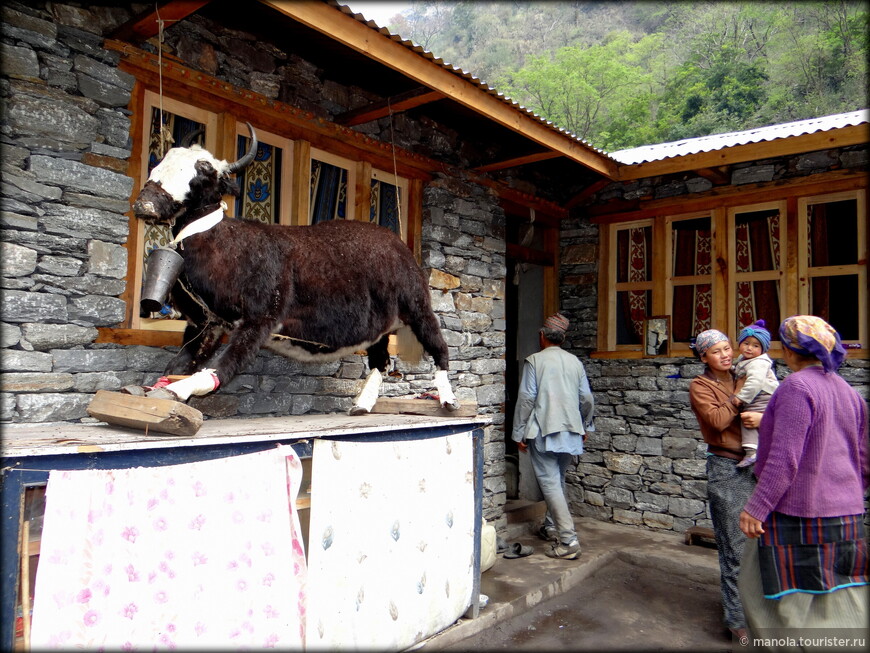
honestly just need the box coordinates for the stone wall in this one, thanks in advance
[558,143,869,533]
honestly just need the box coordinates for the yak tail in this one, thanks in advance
[395,324,424,364]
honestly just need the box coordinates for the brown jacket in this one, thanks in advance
[689,370,743,459]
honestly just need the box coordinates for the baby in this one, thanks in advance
[731,319,780,467]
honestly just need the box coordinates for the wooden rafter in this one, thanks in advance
[694,166,730,185]
[260,0,620,179]
[565,178,610,210]
[110,1,212,41]
[335,87,445,126]
[474,150,561,173]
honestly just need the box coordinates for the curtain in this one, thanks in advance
[306,433,475,651]
[30,447,307,650]
[235,137,281,224]
[370,179,400,235]
[310,160,348,224]
[672,220,712,342]
[735,209,782,335]
[616,226,650,344]
[809,203,830,322]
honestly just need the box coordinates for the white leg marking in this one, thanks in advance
[350,368,383,415]
[434,369,459,411]
[164,368,219,401]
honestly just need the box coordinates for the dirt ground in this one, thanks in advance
[443,555,734,652]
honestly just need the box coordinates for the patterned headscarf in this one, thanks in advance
[692,329,729,358]
[779,315,846,374]
[542,313,569,334]
[738,319,771,352]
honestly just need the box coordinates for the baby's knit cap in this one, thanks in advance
[737,319,771,352]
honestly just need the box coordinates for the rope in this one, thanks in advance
[387,98,404,241]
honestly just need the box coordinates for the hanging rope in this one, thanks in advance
[155,3,175,158]
[387,97,404,241]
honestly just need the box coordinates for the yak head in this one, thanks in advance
[132,122,258,225]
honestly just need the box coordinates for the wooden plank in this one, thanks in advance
[474,150,561,173]
[369,398,478,418]
[86,390,204,437]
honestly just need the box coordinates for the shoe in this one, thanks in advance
[503,542,534,559]
[545,540,581,560]
[537,525,558,542]
[736,453,757,468]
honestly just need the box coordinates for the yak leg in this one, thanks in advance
[349,335,390,415]
[407,309,459,411]
[207,319,275,387]
[165,322,224,376]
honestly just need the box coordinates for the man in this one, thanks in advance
[512,313,595,559]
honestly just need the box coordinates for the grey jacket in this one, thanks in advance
[733,353,779,404]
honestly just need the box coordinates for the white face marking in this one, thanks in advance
[148,145,230,203]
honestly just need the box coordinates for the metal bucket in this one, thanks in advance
[140,247,184,314]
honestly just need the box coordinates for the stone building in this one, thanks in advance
[1,0,868,541]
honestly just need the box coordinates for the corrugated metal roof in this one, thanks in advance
[609,110,870,165]
[331,1,615,161]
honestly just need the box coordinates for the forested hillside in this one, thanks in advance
[387,1,868,151]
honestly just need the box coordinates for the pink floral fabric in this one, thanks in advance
[30,446,307,650]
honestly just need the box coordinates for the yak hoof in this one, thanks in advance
[442,400,461,412]
[348,405,370,416]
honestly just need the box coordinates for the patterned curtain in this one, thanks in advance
[808,203,830,322]
[370,179,400,235]
[142,109,204,319]
[735,209,781,336]
[235,137,281,224]
[672,219,712,342]
[616,226,650,344]
[310,160,348,224]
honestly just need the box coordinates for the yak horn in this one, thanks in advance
[226,122,258,174]
[179,127,205,148]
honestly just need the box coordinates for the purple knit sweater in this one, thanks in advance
[743,366,869,522]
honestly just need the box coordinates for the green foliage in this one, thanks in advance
[395,1,868,151]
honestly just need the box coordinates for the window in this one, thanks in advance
[668,213,713,344]
[370,168,408,239]
[611,220,653,348]
[596,188,867,356]
[231,123,293,225]
[798,191,866,344]
[728,202,785,341]
[309,149,354,224]
[135,92,217,331]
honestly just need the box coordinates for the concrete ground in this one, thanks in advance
[415,517,737,652]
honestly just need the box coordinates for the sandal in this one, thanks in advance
[502,542,534,559]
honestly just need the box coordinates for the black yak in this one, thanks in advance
[128,123,458,414]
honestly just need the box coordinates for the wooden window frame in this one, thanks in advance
[797,189,867,346]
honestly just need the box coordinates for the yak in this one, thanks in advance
[127,123,458,414]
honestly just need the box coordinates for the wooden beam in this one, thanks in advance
[565,178,610,210]
[335,88,445,126]
[695,166,730,185]
[616,124,870,181]
[588,170,867,224]
[474,150,561,173]
[110,1,212,42]
[260,0,619,179]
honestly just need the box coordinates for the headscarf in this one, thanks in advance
[542,313,569,334]
[692,329,729,358]
[779,315,846,374]
[737,319,771,352]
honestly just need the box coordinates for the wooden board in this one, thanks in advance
[87,390,204,437]
[369,398,478,418]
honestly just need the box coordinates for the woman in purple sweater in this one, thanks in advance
[738,315,868,642]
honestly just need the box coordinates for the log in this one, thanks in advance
[369,398,478,418]
[87,390,204,436]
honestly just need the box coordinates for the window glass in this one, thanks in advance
[811,274,859,340]
[310,159,348,223]
[808,199,858,267]
[370,178,401,234]
[671,216,712,342]
[616,226,652,283]
[616,289,650,345]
